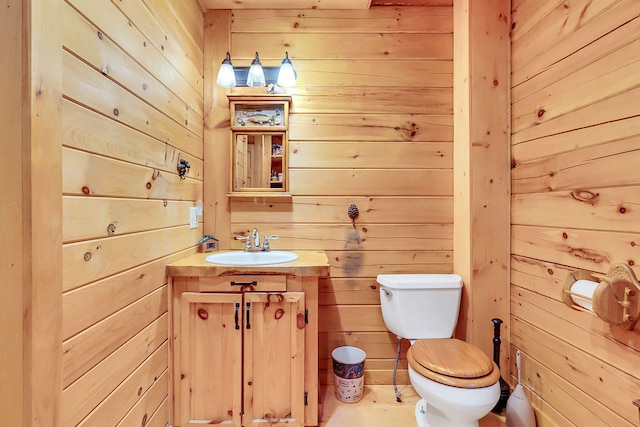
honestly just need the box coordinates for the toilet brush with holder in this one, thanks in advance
[491,318,510,414]
[506,350,535,427]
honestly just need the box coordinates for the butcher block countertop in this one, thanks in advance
[166,250,330,277]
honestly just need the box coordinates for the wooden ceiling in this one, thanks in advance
[200,0,452,9]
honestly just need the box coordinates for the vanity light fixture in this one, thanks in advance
[247,52,266,87]
[215,52,297,88]
[276,52,296,87]
[215,52,236,88]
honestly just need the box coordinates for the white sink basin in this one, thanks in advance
[205,251,299,266]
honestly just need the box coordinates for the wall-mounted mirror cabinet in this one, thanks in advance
[228,95,292,197]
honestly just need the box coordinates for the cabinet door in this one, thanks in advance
[243,292,305,427]
[180,292,243,426]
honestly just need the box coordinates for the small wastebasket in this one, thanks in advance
[332,346,366,403]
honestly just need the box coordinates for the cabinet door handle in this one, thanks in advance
[234,302,240,330]
[246,302,251,329]
[230,280,258,287]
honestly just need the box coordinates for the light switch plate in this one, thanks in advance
[189,207,198,229]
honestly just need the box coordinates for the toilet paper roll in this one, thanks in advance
[570,279,599,311]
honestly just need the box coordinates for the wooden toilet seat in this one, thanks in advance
[407,338,501,388]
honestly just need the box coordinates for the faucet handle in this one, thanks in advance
[235,235,253,251]
[262,235,278,252]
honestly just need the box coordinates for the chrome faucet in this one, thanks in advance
[236,228,278,252]
[251,228,260,249]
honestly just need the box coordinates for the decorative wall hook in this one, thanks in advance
[348,203,359,228]
[177,159,190,179]
[562,263,640,330]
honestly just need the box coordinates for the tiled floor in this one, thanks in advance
[318,385,506,427]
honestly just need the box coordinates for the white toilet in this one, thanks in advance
[377,274,500,427]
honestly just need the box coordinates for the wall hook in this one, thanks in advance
[348,203,359,228]
[177,159,190,179]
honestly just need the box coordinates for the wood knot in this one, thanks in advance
[197,308,209,320]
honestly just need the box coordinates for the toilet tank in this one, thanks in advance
[377,274,463,340]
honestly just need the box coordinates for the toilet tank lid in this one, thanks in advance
[376,274,462,289]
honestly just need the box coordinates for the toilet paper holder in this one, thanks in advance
[561,263,640,330]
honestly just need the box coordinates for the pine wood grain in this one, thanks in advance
[63,249,192,340]
[26,1,65,425]
[229,6,452,34]
[290,113,452,142]
[271,59,452,88]
[230,196,453,224]
[289,141,452,168]
[62,147,203,200]
[511,0,625,85]
[77,343,168,427]
[62,101,203,180]
[63,226,202,291]
[0,1,25,425]
[63,197,199,242]
[63,5,204,127]
[62,316,168,426]
[65,0,203,98]
[62,287,168,387]
[63,51,203,158]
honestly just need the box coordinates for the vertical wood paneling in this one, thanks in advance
[511,2,640,425]
[27,1,65,425]
[204,6,455,385]
[59,0,203,425]
[0,1,25,425]
[453,0,511,367]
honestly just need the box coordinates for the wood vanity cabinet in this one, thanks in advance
[168,273,319,427]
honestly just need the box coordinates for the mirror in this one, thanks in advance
[232,132,286,192]
[228,95,291,197]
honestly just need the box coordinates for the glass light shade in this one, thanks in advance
[246,52,266,87]
[276,52,296,87]
[216,52,236,88]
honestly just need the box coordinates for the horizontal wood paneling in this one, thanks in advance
[230,223,452,251]
[62,148,202,200]
[63,5,204,128]
[288,87,453,114]
[77,344,168,427]
[63,249,193,340]
[63,197,198,243]
[209,6,454,387]
[63,226,202,292]
[231,33,453,60]
[66,0,203,98]
[283,59,453,87]
[230,196,453,224]
[289,114,453,141]
[230,7,453,33]
[62,287,167,387]
[63,52,203,158]
[62,101,203,180]
[511,2,640,425]
[290,169,452,196]
[289,142,451,168]
[60,0,203,425]
[62,316,168,426]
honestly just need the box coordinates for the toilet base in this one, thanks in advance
[414,399,480,427]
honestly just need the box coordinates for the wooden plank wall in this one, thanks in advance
[206,5,454,386]
[510,1,640,426]
[1,1,25,425]
[60,0,203,425]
